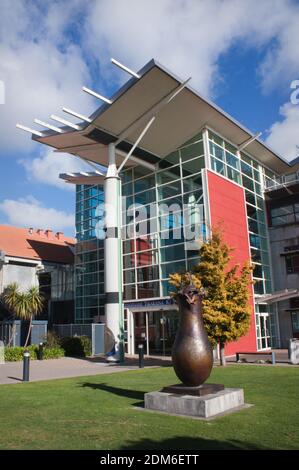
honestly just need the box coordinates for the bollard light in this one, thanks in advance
[38,342,44,361]
[138,344,144,368]
[23,350,30,382]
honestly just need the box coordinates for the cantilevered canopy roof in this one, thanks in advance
[60,171,106,185]
[256,289,299,304]
[32,59,298,174]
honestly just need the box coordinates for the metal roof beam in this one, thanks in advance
[62,107,92,123]
[16,123,45,137]
[111,58,140,79]
[82,87,112,104]
[34,118,64,133]
[50,115,83,131]
[238,132,262,152]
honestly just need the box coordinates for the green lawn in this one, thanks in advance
[0,365,298,450]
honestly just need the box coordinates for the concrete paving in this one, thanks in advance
[0,356,164,385]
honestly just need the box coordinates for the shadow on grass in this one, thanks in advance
[120,436,266,450]
[81,382,145,402]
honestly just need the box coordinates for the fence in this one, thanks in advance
[0,321,21,346]
[0,320,47,347]
[53,323,105,356]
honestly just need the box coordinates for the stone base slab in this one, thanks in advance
[161,383,225,396]
[144,388,245,419]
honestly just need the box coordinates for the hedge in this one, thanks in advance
[42,347,65,360]
[59,336,92,357]
[4,335,92,361]
[4,345,64,362]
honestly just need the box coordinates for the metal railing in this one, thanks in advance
[265,173,299,191]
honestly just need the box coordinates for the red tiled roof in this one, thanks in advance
[0,225,75,264]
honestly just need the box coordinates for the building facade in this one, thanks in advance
[0,225,75,327]
[25,58,299,359]
[72,127,285,356]
[265,174,299,348]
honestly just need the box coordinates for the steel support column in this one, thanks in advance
[104,143,124,362]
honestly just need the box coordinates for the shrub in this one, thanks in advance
[60,336,92,357]
[44,330,61,349]
[4,345,64,361]
[4,345,37,362]
[43,346,64,359]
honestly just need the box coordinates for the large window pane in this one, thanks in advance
[242,175,255,192]
[181,156,205,177]
[137,265,159,282]
[180,141,204,160]
[137,281,160,299]
[136,249,158,267]
[211,157,224,175]
[134,175,155,193]
[210,143,224,160]
[225,152,239,169]
[157,167,181,185]
[161,260,186,279]
[241,160,253,178]
[134,189,156,205]
[227,166,241,184]
[158,180,181,200]
[160,244,186,262]
[183,174,202,193]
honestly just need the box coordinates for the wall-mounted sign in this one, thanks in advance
[124,297,176,311]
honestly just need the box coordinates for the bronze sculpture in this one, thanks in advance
[171,284,213,387]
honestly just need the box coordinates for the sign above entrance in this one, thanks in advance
[124,297,176,312]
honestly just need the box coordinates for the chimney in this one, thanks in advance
[56,231,64,240]
[28,227,33,235]
[45,229,53,239]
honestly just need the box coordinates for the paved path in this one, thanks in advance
[0,356,165,385]
[1,350,297,385]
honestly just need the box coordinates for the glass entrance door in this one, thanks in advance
[259,314,271,349]
[133,310,179,356]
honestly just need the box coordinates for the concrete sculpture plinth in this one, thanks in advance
[143,284,248,419]
[145,387,245,419]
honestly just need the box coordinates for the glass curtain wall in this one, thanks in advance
[75,184,105,323]
[121,132,206,301]
[208,130,278,348]
[74,128,279,348]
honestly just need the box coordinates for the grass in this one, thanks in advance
[0,365,298,450]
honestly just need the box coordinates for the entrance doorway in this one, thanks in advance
[132,310,179,356]
[259,314,272,349]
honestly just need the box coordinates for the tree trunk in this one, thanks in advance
[219,342,226,366]
[24,316,33,348]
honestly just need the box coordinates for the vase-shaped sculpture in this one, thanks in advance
[172,285,213,387]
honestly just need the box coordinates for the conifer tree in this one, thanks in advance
[169,229,252,366]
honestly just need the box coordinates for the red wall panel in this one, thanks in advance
[206,170,257,355]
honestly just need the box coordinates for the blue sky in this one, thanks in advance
[0,0,298,237]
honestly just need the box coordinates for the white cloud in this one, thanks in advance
[0,0,94,153]
[1,0,299,166]
[265,103,299,162]
[0,196,74,231]
[258,11,299,93]
[85,0,299,97]
[19,149,91,190]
